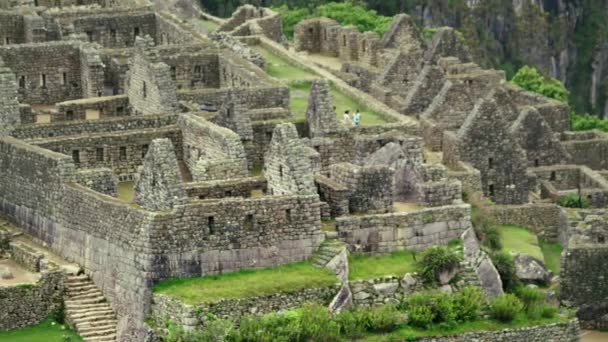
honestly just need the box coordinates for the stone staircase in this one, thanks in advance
[312,232,346,268]
[457,259,482,289]
[65,274,117,342]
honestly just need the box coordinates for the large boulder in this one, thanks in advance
[477,258,504,299]
[329,283,353,314]
[0,267,13,279]
[515,254,551,284]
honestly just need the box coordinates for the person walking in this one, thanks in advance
[353,110,361,127]
[343,110,352,126]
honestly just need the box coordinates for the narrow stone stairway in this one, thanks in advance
[457,259,483,289]
[312,232,346,268]
[65,274,117,342]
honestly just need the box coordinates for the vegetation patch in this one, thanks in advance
[349,250,418,281]
[497,225,544,261]
[539,240,564,275]
[153,262,337,304]
[0,318,82,342]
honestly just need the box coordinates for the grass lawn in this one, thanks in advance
[117,181,135,203]
[254,46,390,126]
[349,250,418,281]
[367,313,572,341]
[199,19,219,31]
[0,319,82,342]
[539,240,564,275]
[154,262,337,304]
[497,225,544,261]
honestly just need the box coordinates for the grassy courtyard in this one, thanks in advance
[0,319,82,342]
[539,240,564,275]
[254,46,390,126]
[497,225,544,261]
[154,262,337,304]
[349,250,418,281]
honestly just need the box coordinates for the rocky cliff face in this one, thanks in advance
[403,0,608,116]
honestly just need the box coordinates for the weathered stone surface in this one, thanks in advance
[400,273,418,294]
[515,253,551,284]
[0,267,13,279]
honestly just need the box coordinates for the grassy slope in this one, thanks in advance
[497,225,544,261]
[154,262,337,304]
[539,240,564,275]
[349,250,418,281]
[254,46,389,126]
[0,319,82,342]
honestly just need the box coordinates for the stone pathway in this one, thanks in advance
[312,232,346,268]
[65,274,117,342]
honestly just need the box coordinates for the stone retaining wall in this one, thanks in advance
[150,285,339,329]
[0,270,65,331]
[9,241,43,272]
[488,204,568,244]
[415,319,579,342]
[337,204,471,254]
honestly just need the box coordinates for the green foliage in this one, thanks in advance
[489,294,524,323]
[422,27,439,41]
[407,302,435,328]
[299,303,341,341]
[511,66,569,102]
[334,310,365,338]
[540,304,558,319]
[515,286,545,313]
[451,287,486,322]
[417,246,462,284]
[471,203,501,251]
[557,193,591,209]
[571,112,608,132]
[490,252,520,292]
[272,5,311,39]
[405,288,485,329]
[0,318,82,342]
[356,305,403,332]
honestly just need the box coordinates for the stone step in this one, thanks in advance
[72,314,116,325]
[68,284,97,292]
[66,302,110,312]
[80,327,117,338]
[77,320,117,331]
[70,309,115,321]
[85,335,116,342]
[70,291,105,301]
[66,296,106,306]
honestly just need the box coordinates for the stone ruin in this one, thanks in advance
[0,0,603,340]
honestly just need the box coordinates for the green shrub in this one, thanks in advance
[237,313,300,342]
[335,310,365,338]
[364,305,402,332]
[417,246,462,284]
[511,66,570,102]
[407,303,435,328]
[571,112,608,132]
[452,287,486,322]
[489,294,524,323]
[557,193,591,209]
[471,204,502,250]
[541,305,559,319]
[299,303,341,341]
[490,252,520,291]
[515,286,545,312]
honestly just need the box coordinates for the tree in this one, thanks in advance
[511,65,569,102]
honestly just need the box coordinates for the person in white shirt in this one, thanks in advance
[343,110,352,126]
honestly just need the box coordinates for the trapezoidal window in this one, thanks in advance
[550,171,556,181]
[343,35,347,46]
[170,66,177,80]
[134,27,140,37]
[62,73,67,85]
[66,110,74,121]
[119,146,127,161]
[244,214,254,230]
[141,144,149,158]
[72,150,80,164]
[362,40,367,52]
[18,76,25,89]
[207,216,215,234]
[40,74,46,88]
[489,184,495,197]
[142,81,147,99]
[488,157,494,169]
[96,147,104,162]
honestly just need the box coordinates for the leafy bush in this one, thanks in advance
[272,5,312,39]
[511,66,569,102]
[489,294,524,323]
[541,304,559,319]
[557,193,591,209]
[571,112,608,132]
[299,303,341,341]
[238,312,300,342]
[335,310,365,338]
[407,302,435,328]
[451,287,485,322]
[471,201,502,251]
[515,286,545,312]
[417,246,462,284]
[490,252,520,291]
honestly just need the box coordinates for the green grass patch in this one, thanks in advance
[0,318,82,342]
[154,262,337,304]
[349,250,418,281]
[117,181,135,203]
[539,240,564,275]
[367,313,572,341]
[254,47,389,126]
[497,225,544,261]
[199,19,219,31]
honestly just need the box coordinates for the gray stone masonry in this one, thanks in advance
[128,35,178,115]
[306,79,340,138]
[134,138,186,211]
[0,57,19,136]
[265,123,316,196]
[330,163,394,214]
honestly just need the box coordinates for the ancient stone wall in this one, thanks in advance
[74,168,118,196]
[178,85,290,111]
[161,52,220,90]
[0,57,20,136]
[147,194,323,278]
[219,5,283,43]
[415,320,579,342]
[0,12,25,46]
[488,204,568,244]
[184,176,266,200]
[336,204,471,254]
[150,285,338,329]
[70,11,157,48]
[0,270,65,331]
[330,163,393,214]
[54,95,130,122]
[11,113,178,139]
[155,13,199,46]
[9,241,43,272]
[562,131,608,170]
[0,41,100,104]
[178,113,247,182]
[30,127,182,177]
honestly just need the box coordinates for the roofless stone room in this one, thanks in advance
[0,0,606,341]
